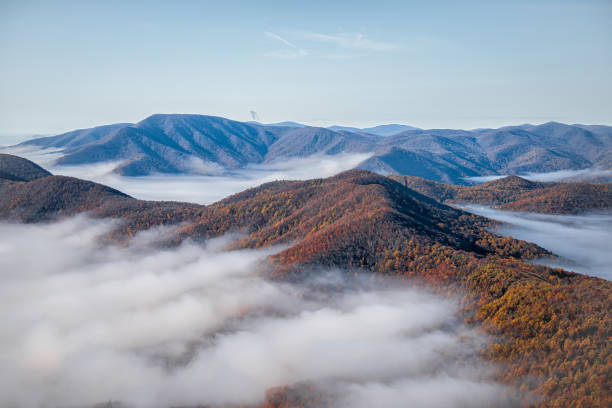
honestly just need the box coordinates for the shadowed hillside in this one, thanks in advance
[0,153,51,182]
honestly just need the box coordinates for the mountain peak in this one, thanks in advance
[137,113,232,126]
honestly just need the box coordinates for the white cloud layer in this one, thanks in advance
[463,206,612,281]
[0,216,518,408]
[465,167,612,184]
[0,145,372,204]
[0,145,65,169]
[49,152,373,204]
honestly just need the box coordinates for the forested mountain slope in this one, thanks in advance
[0,155,610,407]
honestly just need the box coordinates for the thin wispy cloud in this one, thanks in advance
[264,31,308,58]
[302,32,397,51]
[263,30,396,59]
[265,31,298,49]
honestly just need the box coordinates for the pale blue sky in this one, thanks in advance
[0,0,610,137]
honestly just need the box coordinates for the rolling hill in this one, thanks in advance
[391,174,612,214]
[0,154,610,407]
[11,114,612,183]
[0,153,51,182]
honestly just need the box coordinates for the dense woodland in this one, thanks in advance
[391,174,612,214]
[0,155,610,408]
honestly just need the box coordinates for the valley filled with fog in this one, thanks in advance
[463,206,612,281]
[464,167,612,184]
[2,1,611,406]
[5,144,612,284]
[53,153,373,204]
[2,146,372,204]
[0,140,610,407]
[0,217,518,408]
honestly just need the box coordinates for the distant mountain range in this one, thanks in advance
[12,114,612,183]
[252,121,420,136]
[327,123,420,136]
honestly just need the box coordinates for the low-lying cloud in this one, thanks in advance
[19,151,372,204]
[50,153,373,204]
[0,216,517,408]
[0,145,65,169]
[463,206,612,281]
[465,167,612,184]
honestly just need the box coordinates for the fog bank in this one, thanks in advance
[52,153,372,204]
[0,217,517,408]
[463,206,612,281]
[0,147,372,204]
[465,167,612,184]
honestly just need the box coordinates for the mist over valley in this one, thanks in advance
[461,206,612,280]
[0,217,519,408]
[1,1,611,407]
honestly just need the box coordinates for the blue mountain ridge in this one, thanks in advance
[15,114,612,183]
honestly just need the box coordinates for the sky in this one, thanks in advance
[0,0,611,138]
